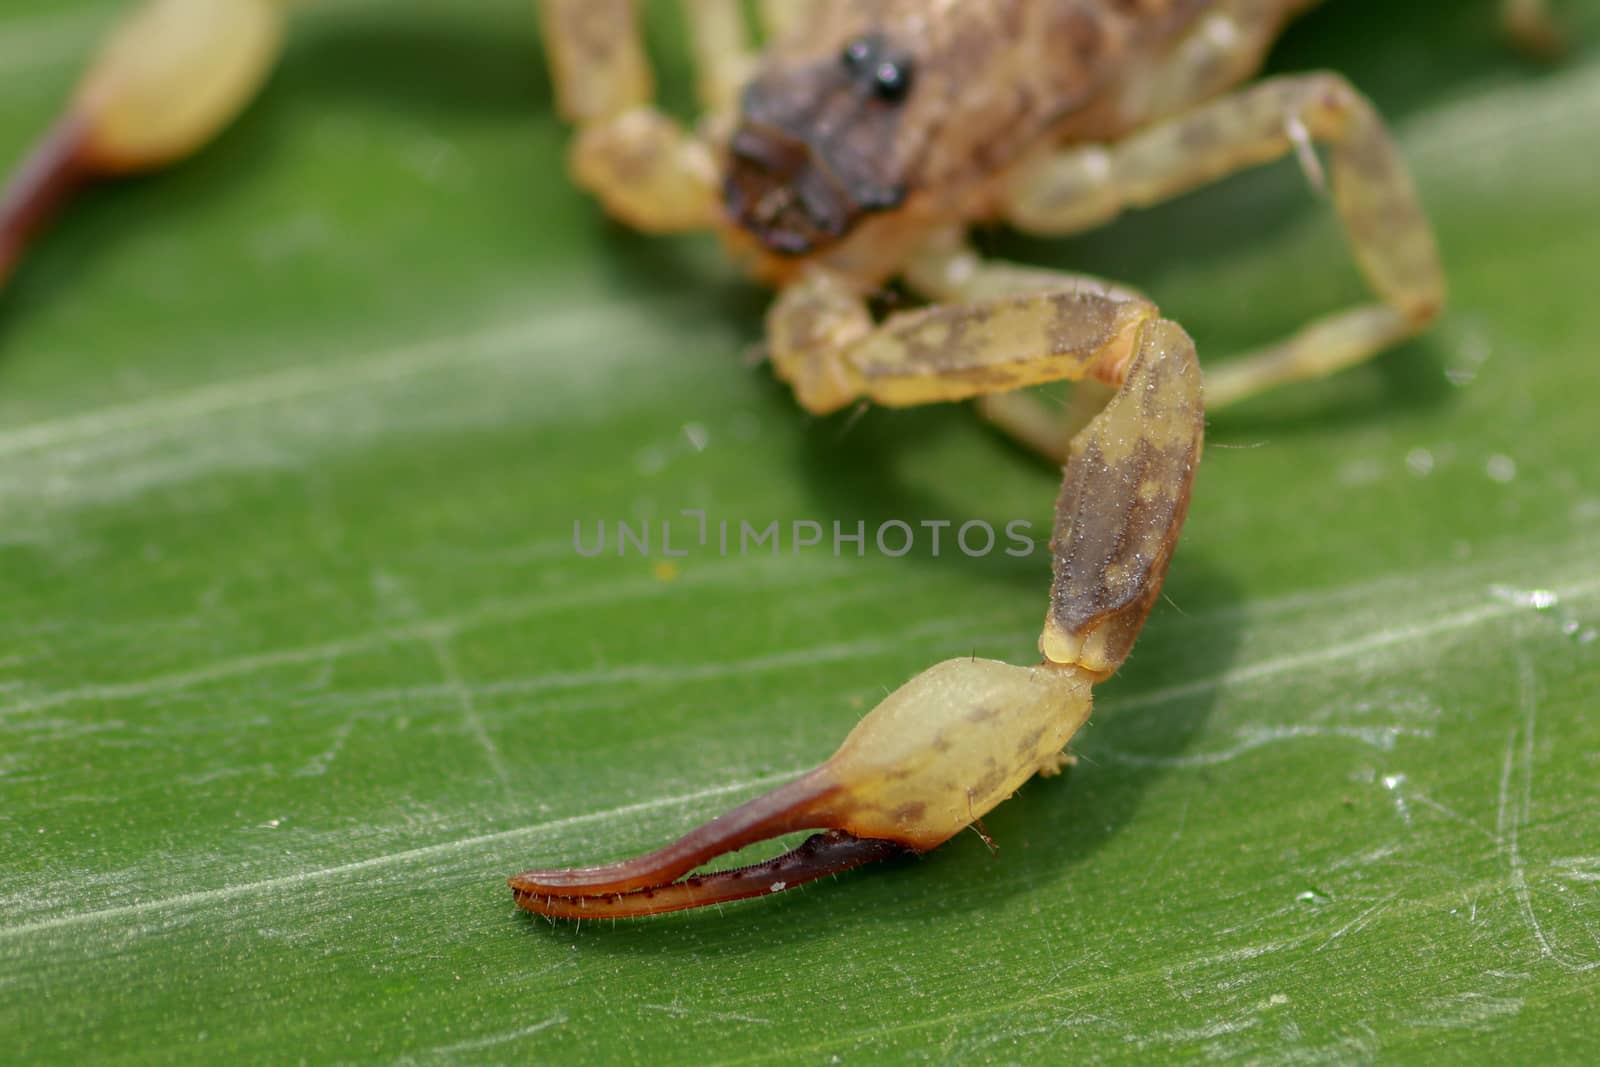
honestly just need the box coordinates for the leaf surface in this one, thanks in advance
[2,2,1597,1062]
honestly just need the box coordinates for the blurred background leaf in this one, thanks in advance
[1,1,1597,1063]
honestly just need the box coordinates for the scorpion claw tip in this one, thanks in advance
[510,830,913,920]
[0,115,91,288]
[507,766,861,918]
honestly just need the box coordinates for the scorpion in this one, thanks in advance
[0,0,1563,919]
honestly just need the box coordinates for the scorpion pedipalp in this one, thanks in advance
[513,279,1204,920]
[511,657,1095,918]
[0,0,284,286]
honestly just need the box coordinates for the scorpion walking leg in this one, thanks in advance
[755,1,802,44]
[542,0,731,232]
[969,381,1120,469]
[0,0,286,287]
[679,0,759,118]
[1003,72,1446,412]
[510,270,1203,918]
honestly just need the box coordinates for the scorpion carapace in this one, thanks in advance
[724,31,919,255]
[3,0,1556,918]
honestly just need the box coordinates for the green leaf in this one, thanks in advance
[3,1,1597,1062]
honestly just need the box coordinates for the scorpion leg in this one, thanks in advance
[1003,72,1445,412]
[0,0,285,288]
[755,1,802,44]
[511,269,1203,918]
[968,381,1119,469]
[679,0,759,118]
[541,0,729,232]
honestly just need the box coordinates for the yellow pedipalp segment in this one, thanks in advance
[844,294,1152,408]
[766,268,876,414]
[810,658,1093,850]
[1039,619,1083,669]
[1038,619,1124,679]
[75,0,285,172]
[568,109,721,233]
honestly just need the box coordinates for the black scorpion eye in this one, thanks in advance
[841,36,876,73]
[840,35,914,104]
[872,58,912,101]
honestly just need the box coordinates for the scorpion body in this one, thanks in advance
[0,0,1554,919]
